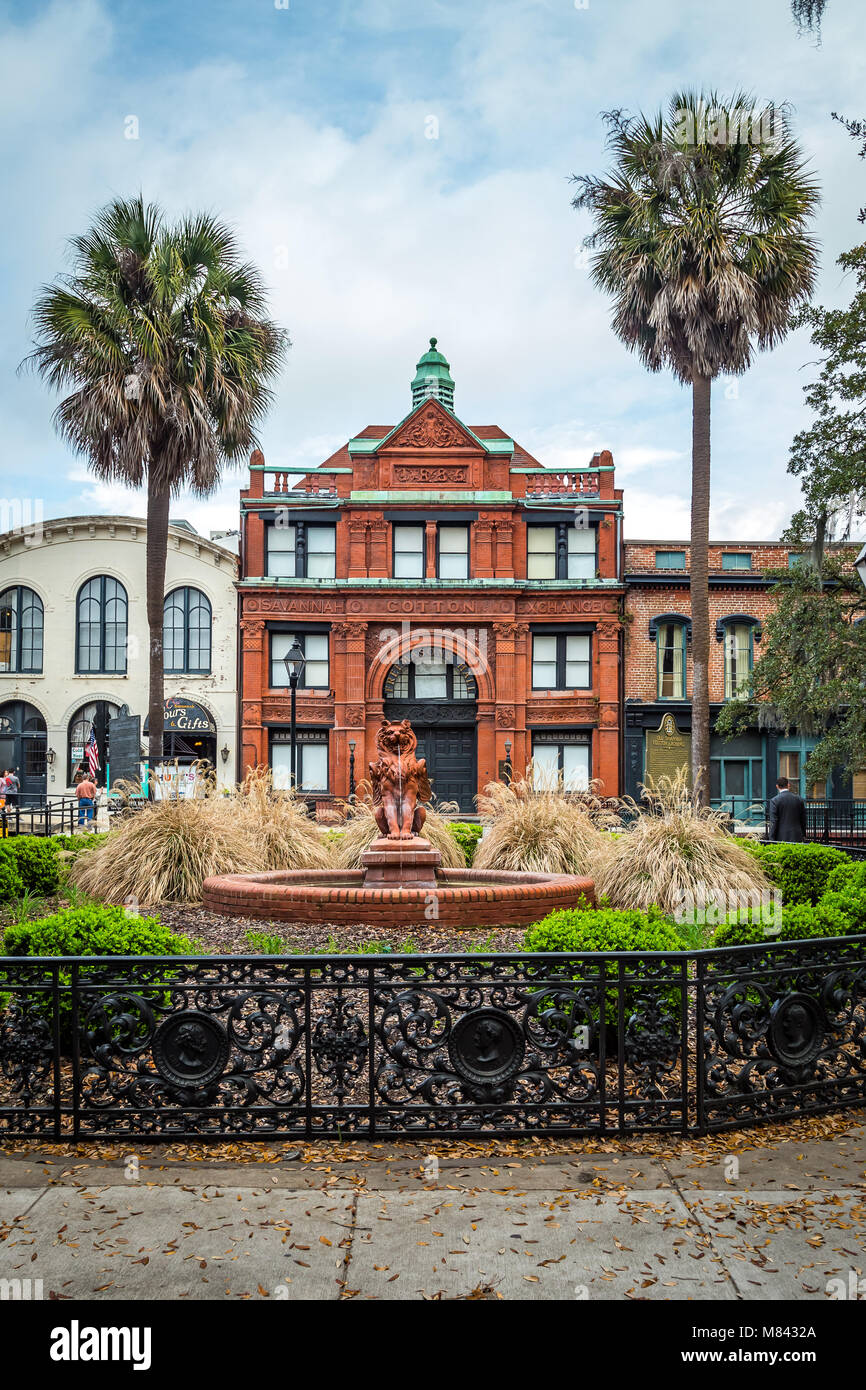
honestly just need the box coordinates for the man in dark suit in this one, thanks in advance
[767,776,807,842]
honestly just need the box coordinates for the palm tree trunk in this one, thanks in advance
[690,373,712,807]
[146,476,170,789]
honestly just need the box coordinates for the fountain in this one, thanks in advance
[203,719,594,928]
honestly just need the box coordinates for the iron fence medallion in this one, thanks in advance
[767,994,825,1069]
[152,1011,231,1089]
[448,1008,525,1086]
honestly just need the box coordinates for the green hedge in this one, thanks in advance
[741,840,848,904]
[712,899,855,948]
[522,906,683,1029]
[448,822,483,867]
[1,905,198,1045]
[0,836,64,902]
[522,904,683,955]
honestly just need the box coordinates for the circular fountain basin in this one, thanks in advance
[202,867,595,928]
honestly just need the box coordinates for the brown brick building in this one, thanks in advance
[623,540,854,817]
[237,340,625,812]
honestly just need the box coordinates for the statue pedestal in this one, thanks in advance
[361,836,442,889]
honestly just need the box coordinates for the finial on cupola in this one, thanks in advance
[411,337,455,412]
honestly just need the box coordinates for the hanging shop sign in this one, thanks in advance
[144,698,216,735]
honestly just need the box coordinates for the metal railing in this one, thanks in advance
[0,934,863,1141]
[0,796,80,838]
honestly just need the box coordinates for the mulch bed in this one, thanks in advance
[157,905,528,955]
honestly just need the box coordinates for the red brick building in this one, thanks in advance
[623,540,857,816]
[238,340,625,812]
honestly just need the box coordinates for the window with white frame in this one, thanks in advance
[531,736,591,791]
[437,525,469,579]
[269,631,330,688]
[531,632,591,689]
[393,525,425,578]
[271,731,329,791]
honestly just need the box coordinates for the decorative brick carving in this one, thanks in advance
[393,465,469,484]
[496,705,515,728]
[392,404,469,449]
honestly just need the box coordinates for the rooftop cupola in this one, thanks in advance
[411,337,455,412]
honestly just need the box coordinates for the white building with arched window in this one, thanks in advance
[0,516,238,799]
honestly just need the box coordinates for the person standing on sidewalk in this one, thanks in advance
[767,775,807,842]
[76,774,98,829]
[4,769,19,808]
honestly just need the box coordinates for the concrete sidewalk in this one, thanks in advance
[1,1127,864,1301]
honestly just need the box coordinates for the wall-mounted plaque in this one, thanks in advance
[645,713,692,786]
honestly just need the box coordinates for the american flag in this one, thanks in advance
[86,727,100,779]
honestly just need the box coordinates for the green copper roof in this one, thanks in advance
[411,336,455,411]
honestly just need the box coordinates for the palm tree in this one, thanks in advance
[25,196,286,779]
[573,92,819,802]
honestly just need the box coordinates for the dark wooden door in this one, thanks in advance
[413,726,476,814]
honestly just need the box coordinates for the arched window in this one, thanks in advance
[0,587,43,673]
[76,577,128,674]
[716,615,762,700]
[384,654,478,701]
[164,587,212,674]
[68,700,121,787]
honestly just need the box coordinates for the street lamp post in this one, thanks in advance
[504,739,512,786]
[348,740,356,802]
[282,640,306,790]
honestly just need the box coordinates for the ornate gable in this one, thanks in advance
[381,399,482,453]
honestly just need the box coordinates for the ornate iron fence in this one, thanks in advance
[0,796,79,837]
[0,936,864,1141]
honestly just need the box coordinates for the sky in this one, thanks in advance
[0,0,863,541]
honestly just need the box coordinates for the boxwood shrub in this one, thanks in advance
[448,822,483,867]
[522,905,684,1029]
[741,840,848,904]
[3,837,61,897]
[712,898,856,948]
[1,905,198,1046]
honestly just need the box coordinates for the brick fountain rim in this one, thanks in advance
[203,836,594,928]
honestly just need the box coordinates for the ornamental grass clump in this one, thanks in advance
[327,797,466,870]
[234,766,329,872]
[69,798,260,906]
[594,770,770,919]
[473,769,611,877]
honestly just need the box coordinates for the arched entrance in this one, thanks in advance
[68,701,121,787]
[383,654,478,812]
[0,701,47,802]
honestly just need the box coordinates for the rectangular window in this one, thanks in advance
[808,779,826,800]
[528,524,597,580]
[788,553,805,569]
[266,523,335,578]
[393,525,425,579]
[532,632,591,690]
[269,631,329,689]
[657,623,685,699]
[724,624,753,699]
[266,522,297,578]
[271,736,329,792]
[413,660,448,699]
[778,751,800,784]
[527,526,556,580]
[655,551,686,570]
[437,525,469,579]
[853,771,866,799]
[722,552,752,570]
[306,526,337,579]
[567,526,596,579]
[531,738,590,792]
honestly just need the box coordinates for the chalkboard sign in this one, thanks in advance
[108,713,142,790]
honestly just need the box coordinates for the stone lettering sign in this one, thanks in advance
[645,713,692,786]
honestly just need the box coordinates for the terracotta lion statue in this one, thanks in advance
[369,719,431,840]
